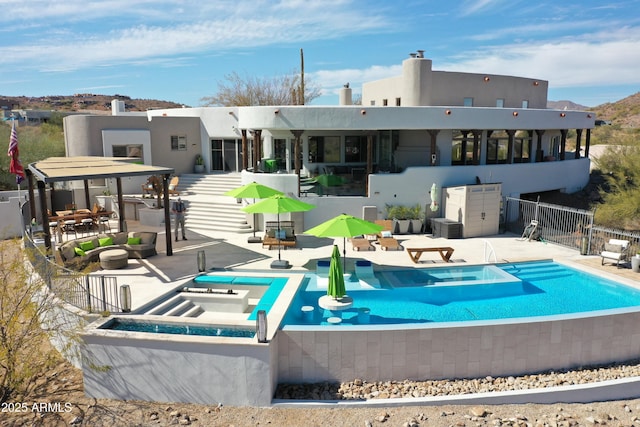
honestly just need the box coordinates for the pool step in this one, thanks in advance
[182,304,204,318]
[144,294,184,316]
[164,299,196,317]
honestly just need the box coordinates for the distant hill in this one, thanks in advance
[547,100,589,110]
[0,94,185,113]
[589,92,640,128]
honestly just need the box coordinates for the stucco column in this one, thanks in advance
[291,130,303,195]
[472,130,481,165]
[535,130,545,162]
[250,130,262,170]
[575,129,582,159]
[37,179,52,251]
[428,130,439,165]
[162,174,173,256]
[560,129,567,161]
[365,132,375,196]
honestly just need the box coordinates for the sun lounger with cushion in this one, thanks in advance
[350,237,375,251]
[315,260,330,289]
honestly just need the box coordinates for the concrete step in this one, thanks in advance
[144,294,182,315]
[164,299,196,317]
[182,304,204,318]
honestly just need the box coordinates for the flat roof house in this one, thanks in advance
[63,52,593,229]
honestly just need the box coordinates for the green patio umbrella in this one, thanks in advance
[327,244,346,299]
[242,194,315,268]
[224,181,283,242]
[305,213,383,271]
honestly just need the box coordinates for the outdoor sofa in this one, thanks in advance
[57,231,158,270]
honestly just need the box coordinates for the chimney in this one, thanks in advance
[416,50,425,58]
[409,53,417,58]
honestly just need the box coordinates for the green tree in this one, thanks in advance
[593,143,640,229]
[200,70,321,106]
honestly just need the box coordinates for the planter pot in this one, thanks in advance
[632,256,640,273]
[409,219,423,234]
[394,219,411,235]
[194,164,205,173]
[139,208,165,227]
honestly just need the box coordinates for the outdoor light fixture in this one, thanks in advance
[513,111,519,117]
[274,109,280,114]
[587,114,592,118]
[360,109,366,115]
[560,112,566,117]
[533,81,539,86]
[445,109,452,115]
[256,310,268,343]
[197,250,206,272]
[120,284,131,313]
[484,76,490,82]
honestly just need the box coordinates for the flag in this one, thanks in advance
[7,121,25,185]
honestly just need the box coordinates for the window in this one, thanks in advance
[496,99,504,108]
[396,98,401,106]
[486,131,509,164]
[171,135,187,151]
[345,135,376,163]
[308,136,340,163]
[463,97,473,107]
[112,144,143,164]
[370,100,375,106]
[382,99,388,106]
[513,131,532,163]
[451,130,479,166]
[522,100,529,108]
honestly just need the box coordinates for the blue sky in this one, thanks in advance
[1,0,639,108]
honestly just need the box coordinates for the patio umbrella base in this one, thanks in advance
[247,236,262,243]
[270,259,290,269]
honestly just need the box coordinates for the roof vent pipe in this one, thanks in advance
[416,50,425,58]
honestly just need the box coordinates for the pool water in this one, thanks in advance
[104,318,256,338]
[283,261,640,326]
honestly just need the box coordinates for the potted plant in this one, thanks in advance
[194,154,205,173]
[385,204,411,234]
[408,203,424,234]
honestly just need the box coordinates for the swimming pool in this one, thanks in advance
[283,261,640,326]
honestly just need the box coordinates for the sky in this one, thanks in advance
[1,0,639,108]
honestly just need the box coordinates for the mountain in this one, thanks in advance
[547,100,589,110]
[0,94,185,113]
[589,92,640,128]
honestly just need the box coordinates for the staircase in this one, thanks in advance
[144,293,204,318]
[178,173,253,234]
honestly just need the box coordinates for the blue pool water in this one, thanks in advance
[103,319,256,338]
[283,261,640,326]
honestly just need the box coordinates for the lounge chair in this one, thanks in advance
[378,231,402,251]
[601,238,630,268]
[350,237,374,251]
[262,226,297,249]
[141,178,156,197]
[354,260,381,288]
[168,176,180,196]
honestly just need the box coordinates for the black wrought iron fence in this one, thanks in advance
[22,227,122,313]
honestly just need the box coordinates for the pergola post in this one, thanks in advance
[163,174,173,256]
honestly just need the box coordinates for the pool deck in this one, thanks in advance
[84,220,640,312]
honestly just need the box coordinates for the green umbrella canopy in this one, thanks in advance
[327,244,346,299]
[304,213,383,238]
[223,181,283,199]
[305,214,383,271]
[241,194,315,214]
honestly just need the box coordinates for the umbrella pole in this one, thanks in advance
[277,213,282,261]
[343,236,346,272]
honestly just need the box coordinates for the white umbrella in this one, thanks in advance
[430,183,439,212]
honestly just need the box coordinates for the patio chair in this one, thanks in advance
[141,178,155,197]
[350,237,375,251]
[601,238,630,268]
[354,260,381,288]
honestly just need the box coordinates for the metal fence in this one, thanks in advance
[504,196,640,256]
[23,229,122,313]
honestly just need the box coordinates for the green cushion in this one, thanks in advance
[127,237,142,245]
[98,237,113,247]
[79,241,94,251]
[74,247,86,257]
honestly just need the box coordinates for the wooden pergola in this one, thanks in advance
[26,156,176,256]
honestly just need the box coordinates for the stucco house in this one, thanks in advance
[62,52,594,230]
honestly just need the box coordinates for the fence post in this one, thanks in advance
[85,276,92,312]
[100,276,107,313]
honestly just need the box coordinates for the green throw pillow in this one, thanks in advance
[127,236,142,245]
[79,241,94,251]
[74,247,86,257]
[98,237,113,247]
